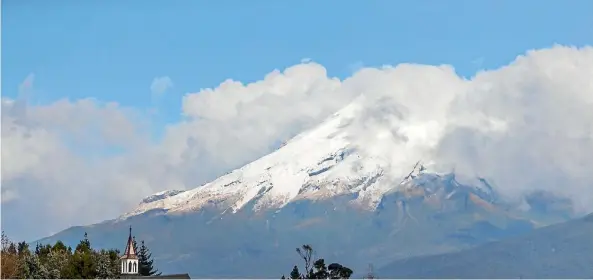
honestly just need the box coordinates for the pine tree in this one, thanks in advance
[37,244,52,259]
[133,236,138,254]
[75,232,92,253]
[290,265,301,279]
[62,233,98,279]
[138,240,161,276]
[17,241,29,256]
[52,240,68,252]
[62,249,97,279]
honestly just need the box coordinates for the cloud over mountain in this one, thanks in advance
[2,45,592,241]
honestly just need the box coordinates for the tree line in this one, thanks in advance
[2,230,358,279]
[1,231,159,279]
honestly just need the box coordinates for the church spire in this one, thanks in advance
[121,226,138,259]
[120,226,139,275]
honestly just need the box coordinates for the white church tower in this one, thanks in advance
[120,226,139,275]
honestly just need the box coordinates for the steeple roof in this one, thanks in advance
[121,226,138,259]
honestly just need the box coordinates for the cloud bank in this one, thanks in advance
[2,45,593,241]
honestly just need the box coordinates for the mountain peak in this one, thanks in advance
[118,97,495,220]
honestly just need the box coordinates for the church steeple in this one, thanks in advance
[123,226,137,257]
[120,226,139,275]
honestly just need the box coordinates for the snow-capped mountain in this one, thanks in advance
[38,96,576,278]
[120,96,491,220]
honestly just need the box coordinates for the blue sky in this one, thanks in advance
[4,0,592,133]
[2,0,593,242]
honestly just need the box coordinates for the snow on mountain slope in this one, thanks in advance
[119,95,454,220]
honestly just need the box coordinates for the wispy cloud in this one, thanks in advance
[150,76,173,97]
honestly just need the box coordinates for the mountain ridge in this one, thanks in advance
[375,212,593,278]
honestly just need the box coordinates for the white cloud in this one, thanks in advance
[434,46,593,212]
[2,45,593,241]
[150,76,173,97]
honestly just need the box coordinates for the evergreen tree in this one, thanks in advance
[61,249,96,278]
[17,241,30,256]
[52,240,68,252]
[38,244,52,259]
[138,240,161,276]
[290,265,301,279]
[75,232,92,253]
[133,236,138,253]
[62,233,98,279]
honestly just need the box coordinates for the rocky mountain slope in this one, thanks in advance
[36,167,573,277]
